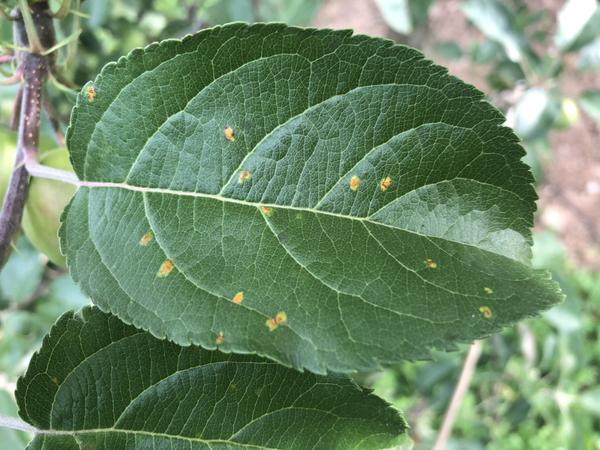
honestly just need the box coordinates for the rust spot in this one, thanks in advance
[215,332,225,346]
[379,176,392,191]
[232,291,244,304]
[261,206,273,216]
[157,259,174,278]
[139,230,154,246]
[350,175,361,191]
[224,126,235,142]
[275,311,287,325]
[51,376,59,385]
[266,311,287,331]
[239,170,251,183]
[86,85,96,102]
[266,318,278,332]
[425,258,437,269]
[483,287,493,295]
[479,306,493,319]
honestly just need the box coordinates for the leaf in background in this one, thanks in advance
[375,0,434,35]
[509,88,560,141]
[433,41,463,60]
[579,90,600,122]
[0,389,30,450]
[578,38,600,70]
[555,0,600,52]
[16,307,409,450]
[0,237,44,305]
[259,0,323,25]
[200,0,256,24]
[462,0,530,62]
[62,24,562,374]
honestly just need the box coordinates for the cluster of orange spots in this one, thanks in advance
[215,332,225,346]
[139,230,154,246]
[380,176,392,191]
[232,291,244,304]
[260,206,273,216]
[483,287,493,295]
[349,175,361,191]
[239,170,251,183]
[86,85,97,102]
[224,126,235,141]
[266,311,287,331]
[157,259,174,278]
[479,306,493,319]
[424,258,438,269]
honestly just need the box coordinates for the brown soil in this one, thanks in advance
[315,0,600,269]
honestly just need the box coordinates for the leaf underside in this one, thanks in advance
[16,307,408,450]
[62,23,562,374]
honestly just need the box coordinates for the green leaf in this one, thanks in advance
[579,89,600,122]
[258,0,323,25]
[555,0,600,52]
[0,236,44,305]
[375,0,434,34]
[510,88,560,141]
[16,307,409,450]
[462,0,531,62]
[62,23,562,374]
[578,38,600,70]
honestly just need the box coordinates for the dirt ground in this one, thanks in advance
[315,0,600,269]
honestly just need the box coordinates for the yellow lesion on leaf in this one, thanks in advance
[266,311,287,331]
[425,258,438,269]
[484,287,493,295]
[350,175,361,191]
[260,206,273,216]
[479,306,493,319]
[139,230,154,246]
[157,259,174,278]
[232,291,244,304]
[239,170,251,183]
[224,126,235,141]
[379,176,392,191]
[51,376,59,385]
[215,332,225,345]
[86,85,97,102]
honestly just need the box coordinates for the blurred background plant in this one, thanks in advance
[0,1,599,449]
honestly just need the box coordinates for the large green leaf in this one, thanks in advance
[61,23,562,374]
[16,307,408,450]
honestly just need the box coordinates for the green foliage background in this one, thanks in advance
[1,0,599,449]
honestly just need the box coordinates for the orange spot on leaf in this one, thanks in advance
[86,85,96,102]
[157,259,174,278]
[261,206,273,216]
[350,175,361,191]
[266,311,287,331]
[479,306,493,319]
[139,230,153,246]
[232,291,244,304]
[239,170,251,183]
[224,126,235,141]
[215,332,225,345]
[425,258,438,269]
[266,318,278,332]
[380,176,392,191]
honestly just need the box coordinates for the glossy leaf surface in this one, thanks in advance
[17,307,408,450]
[62,24,562,374]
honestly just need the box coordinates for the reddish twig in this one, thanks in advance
[0,2,54,268]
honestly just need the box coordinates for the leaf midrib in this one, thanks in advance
[77,176,525,263]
